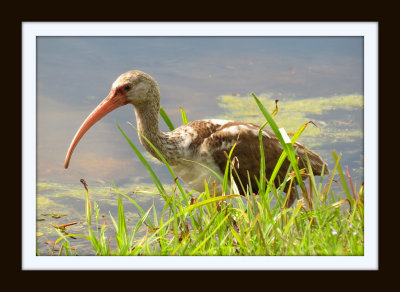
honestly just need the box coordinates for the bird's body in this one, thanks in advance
[65,70,328,207]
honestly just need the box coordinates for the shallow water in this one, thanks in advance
[36,36,364,255]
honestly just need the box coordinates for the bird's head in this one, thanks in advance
[64,70,159,169]
[112,70,159,106]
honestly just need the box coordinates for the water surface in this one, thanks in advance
[36,37,363,255]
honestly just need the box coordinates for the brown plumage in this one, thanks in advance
[65,70,329,207]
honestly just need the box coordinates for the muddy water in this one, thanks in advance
[36,37,363,255]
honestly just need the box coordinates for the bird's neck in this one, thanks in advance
[133,97,168,160]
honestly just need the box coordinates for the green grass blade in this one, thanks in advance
[116,122,167,199]
[283,201,303,235]
[190,214,229,255]
[130,206,153,246]
[112,187,155,229]
[252,93,306,193]
[267,121,313,188]
[332,151,353,203]
[146,194,239,242]
[160,107,175,131]
[222,142,238,194]
[182,211,221,254]
[180,107,189,124]
[127,122,189,205]
[55,234,90,246]
[183,194,239,213]
[229,225,247,250]
[117,195,128,242]
[258,121,268,195]
[181,158,224,184]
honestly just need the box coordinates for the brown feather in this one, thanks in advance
[196,121,328,206]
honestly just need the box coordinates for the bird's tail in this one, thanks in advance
[294,143,329,176]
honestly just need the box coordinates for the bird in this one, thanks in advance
[64,70,329,207]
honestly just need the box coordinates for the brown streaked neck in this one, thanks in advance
[133,94,169,161]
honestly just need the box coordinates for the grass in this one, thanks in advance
[54,93,364,256]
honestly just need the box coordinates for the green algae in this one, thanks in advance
[37,196,67,210]
[36,180,167,255]
[216,93,363,148]
[41,213,67,219]
[37,182,66,192]
[36,181,169,214]
[218,93,363,116]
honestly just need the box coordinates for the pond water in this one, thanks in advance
[36,36,364,255]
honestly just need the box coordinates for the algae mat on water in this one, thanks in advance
[36,182,168,255]
[216,94,363,149]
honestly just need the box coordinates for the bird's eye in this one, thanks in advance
[124,85,131,91]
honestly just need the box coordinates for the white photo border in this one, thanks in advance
[22,22,378,270]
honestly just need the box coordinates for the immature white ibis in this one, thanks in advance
[65,70,328,207]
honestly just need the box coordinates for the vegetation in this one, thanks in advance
[54,93,364,256]
[218,93,363,149]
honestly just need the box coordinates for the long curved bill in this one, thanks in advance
[64,88,129,169]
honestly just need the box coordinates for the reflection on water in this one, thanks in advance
[36,36,364,255]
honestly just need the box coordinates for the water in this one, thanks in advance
[36,36,363,255]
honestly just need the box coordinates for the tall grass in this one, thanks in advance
[55,93,364,256]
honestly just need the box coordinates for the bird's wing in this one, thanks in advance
[168,120,328,194]
[196,121,328,194]
[197,121,287,193]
